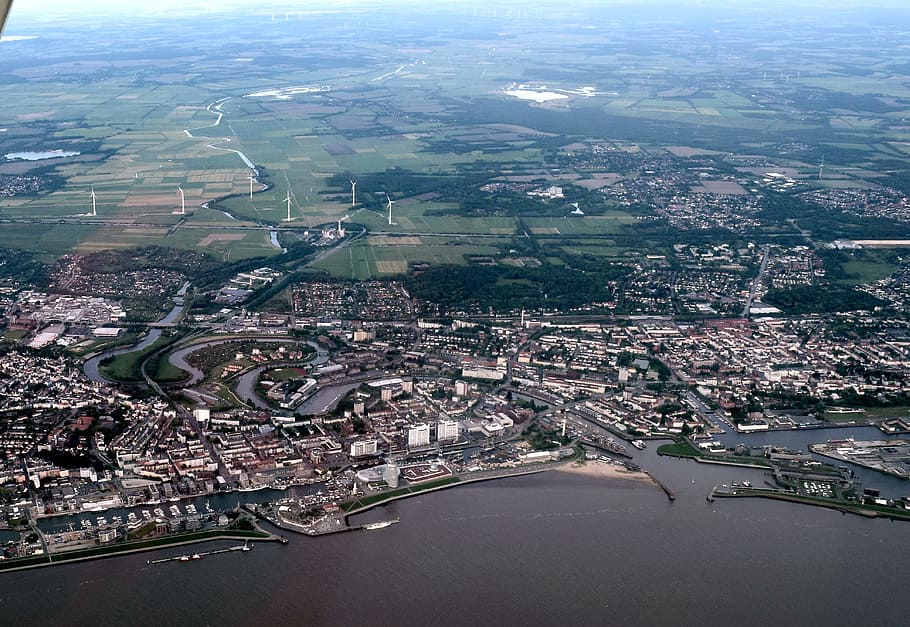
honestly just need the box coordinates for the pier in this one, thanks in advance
[148,542,252,565]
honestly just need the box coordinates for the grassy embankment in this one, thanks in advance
[340,476,460,512]
[98,336,175,381]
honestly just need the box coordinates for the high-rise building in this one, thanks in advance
[407,423,431,448]
[350,439,378,457]
[437,419,459,442]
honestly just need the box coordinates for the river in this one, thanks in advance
[168,338,328,403]
[3,464,910,626]
[83,287,188,384]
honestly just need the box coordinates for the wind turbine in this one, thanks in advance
[818,154,825,180]
[177,186,185,215]
[284,191,293,222]
[350,179,357,207]
[385,193,395,225]
[249,174,255,199]
[90,186,97,217]
[282,172,300,223]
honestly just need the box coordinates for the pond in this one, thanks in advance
[4,150,80,160]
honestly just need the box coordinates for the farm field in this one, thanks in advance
[313,235,505,280]
[1,2,910,279]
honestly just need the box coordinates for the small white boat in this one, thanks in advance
[363,519,398,530]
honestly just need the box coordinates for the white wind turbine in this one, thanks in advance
[385,193,395,225]
[282,172,300,223]
[350,179,357,207]
[249,174,255,199]
[177,186,185,215]
[90,186,97,217]
[283,191,293,222]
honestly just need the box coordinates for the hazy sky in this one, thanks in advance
[12,0,910,14]
[6,0,910,30]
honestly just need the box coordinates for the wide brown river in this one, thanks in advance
[3,440,910,626]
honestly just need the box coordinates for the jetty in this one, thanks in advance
[645,471,676,501]
[148,542,252,565]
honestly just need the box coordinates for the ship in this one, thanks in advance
[363,519,398,530]
[631,440,647,450]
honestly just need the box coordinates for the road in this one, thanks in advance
[742,244,771,317]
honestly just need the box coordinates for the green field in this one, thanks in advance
[839,261,899,284]
[313,235,504,279]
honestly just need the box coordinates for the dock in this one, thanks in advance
[148,542,252,565]
[579,439,633,460]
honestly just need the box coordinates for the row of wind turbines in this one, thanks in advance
[348,179,396,226]
[279,178,396,226]
[85,176,397,226]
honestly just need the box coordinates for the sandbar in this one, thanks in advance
[556,459,652,483]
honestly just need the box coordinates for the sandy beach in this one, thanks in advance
[555,459,653,483]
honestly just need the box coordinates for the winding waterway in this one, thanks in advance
[166,337,328,402]
[83,285,188,384]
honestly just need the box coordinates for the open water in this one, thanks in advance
[3,442,910,626]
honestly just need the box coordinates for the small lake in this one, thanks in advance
[4,150,80,161]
